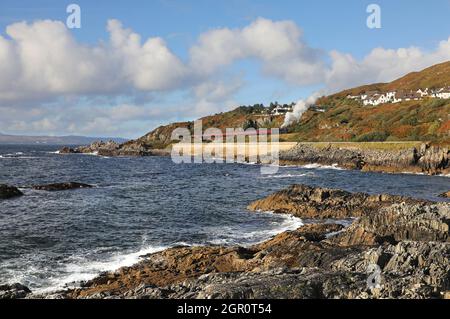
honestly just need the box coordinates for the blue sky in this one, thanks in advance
[0,0,449,137]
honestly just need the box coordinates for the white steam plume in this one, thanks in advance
[282,92,320,128]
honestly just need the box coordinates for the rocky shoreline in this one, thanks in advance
[59,140,170,157]
[280,143,450,175]
[4,184,448,299]
[59,140,449,176]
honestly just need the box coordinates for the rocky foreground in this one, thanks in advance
[4,184,446,299]
[280,143,449,175]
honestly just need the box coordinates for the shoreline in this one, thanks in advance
[59,141,450,176]
[17,184,449,299]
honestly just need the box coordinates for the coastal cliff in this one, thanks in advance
[280,143,449,175]
[15,184,448,300]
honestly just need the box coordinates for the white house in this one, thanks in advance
[351,87,449,106]
[433,87,450,99]
[271,105,293,115]
[416,88,429,97]
[363,92,394,106]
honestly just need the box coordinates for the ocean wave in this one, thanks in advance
[206,211,304,246]
[0,155,38,159]
[260,172,315,179]
[32,244,169,293]
[301,163,344,170]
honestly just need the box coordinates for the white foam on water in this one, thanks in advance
[301,163,344,170]
[0,155,37,159]
[260,173,315,179]
[206,211,304,246]
[32,244,169,293]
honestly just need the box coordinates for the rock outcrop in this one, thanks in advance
[28,185,448,299]
[59,139,170,157]
[0,184,23,199]
[247,184,422,219]
[32,182,93,191]
[0,283,31,299]
[280,143,450,175]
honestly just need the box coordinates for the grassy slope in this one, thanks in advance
[284,97,449,145]
[132,109,285,149]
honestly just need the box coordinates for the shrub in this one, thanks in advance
[354,131,390,142]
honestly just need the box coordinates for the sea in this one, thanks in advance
[0,144,448,293]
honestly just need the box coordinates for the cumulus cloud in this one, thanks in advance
[0,19,188,103]
[326,37,450,92]
[189,18,326,85]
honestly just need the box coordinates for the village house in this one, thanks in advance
[432,87,450,99]
[353,87,449,106]
[271,104,293,115]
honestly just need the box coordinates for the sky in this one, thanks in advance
[0,0,449,138]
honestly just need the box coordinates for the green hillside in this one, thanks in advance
[137,61,450,148]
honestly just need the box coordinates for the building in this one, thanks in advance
[271,104,293,115]
[433,87,450,99]
[355,87,448,106]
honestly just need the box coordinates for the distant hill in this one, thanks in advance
[0,134,128,145]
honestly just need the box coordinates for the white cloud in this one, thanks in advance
[106,20,188,91]
[189,18,326,85]
[326,37,450,92]
[0,19,188,103]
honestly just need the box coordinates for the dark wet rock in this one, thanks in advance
[32,182,93,191]
[0,184,23,199]
[0,283,31,299]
